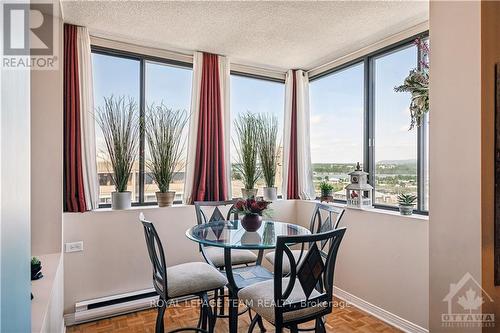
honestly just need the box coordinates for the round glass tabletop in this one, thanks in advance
[185,220,311,250]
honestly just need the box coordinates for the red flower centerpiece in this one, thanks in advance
[234,198,270,232]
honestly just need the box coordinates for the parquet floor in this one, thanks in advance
[67,298,401,333]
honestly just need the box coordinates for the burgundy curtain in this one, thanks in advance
[287,70,299,199]
[190,53,228,202]
[63,24,87,212]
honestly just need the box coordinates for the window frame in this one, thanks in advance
[309,31,429,215]
[91,45,193,208]
[229,71,285,199]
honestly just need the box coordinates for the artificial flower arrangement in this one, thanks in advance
[233,198,271,231]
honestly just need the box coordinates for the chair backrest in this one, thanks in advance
[139,213,169,300]
[273,227,346,326]
[309,203,345,234]
[194,200,239,225]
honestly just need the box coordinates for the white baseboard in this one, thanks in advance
[334,287,428,333]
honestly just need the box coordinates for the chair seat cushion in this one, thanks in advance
[204,246,257,267]
[265,250,305,274]
[238,278,326,324]
[167,262,227,298]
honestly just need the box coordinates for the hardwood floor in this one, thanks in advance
[67,298,401,333]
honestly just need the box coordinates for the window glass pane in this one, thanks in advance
[230,75,285,198]
[309,63,364,199]
[145,61,192,202]
[92,53,140,204]
[374,45,418,206]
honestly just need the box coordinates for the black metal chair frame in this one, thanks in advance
[140,214,217,333]
[193,200,265,325]
[248,227,346,333]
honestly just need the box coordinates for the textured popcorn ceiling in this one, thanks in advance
[61,1,429,71]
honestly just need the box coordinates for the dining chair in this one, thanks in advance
[194,200,258,268]
[139,213,228,333]
[194,200,261,321]
[238,227,347,333]
[265,203,345,274]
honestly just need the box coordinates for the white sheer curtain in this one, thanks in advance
[184,52,232,203]
[77,26,99,210]
[183,52,203,204]
[282,69,315,200]
[218,55,232,200]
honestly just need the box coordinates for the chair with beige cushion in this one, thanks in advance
[265,203,345,274]
[239,227,346,333]
[140,213,227,333]
[194,200,258,268]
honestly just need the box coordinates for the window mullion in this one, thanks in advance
[139,59,146,204]
[365,57,376,192]
[416,43,425,211]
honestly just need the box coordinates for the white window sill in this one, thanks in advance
[308,200,429,221]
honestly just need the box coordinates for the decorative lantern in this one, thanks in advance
[345,162,373,209]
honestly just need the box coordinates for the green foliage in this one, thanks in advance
[233,112,261,189]
[319,181,334,192]
[397,193,417,206]
[96,96,139,192]
[145,103,188,193]
[31,256,40,266]
[256,114,279,188]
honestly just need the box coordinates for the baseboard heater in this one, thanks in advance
[65,288,201,327]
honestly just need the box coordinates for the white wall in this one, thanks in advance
[63,200,429,330]
[62,200,297,314]
[429,1,482,332]
[296,201,429,330]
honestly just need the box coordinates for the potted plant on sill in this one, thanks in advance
[397,193,417,216]
[257,114,279,201]
[234,112,261,199]
[233,198,270,232]
[96,96,139,210]
[145,104,188,207]
[319,181,334,203]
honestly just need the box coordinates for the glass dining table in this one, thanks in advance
[186,219,311,333]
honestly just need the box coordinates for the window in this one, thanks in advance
[145,61,192,202]
[310,62,364,199]
[230,74,285,198]
[373,45,418,206]
[309,34,429,213]
[92,53,140,204]
[92,48,192,206]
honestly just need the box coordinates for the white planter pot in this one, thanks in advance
[263,187,278,201]
[399,204,414,216]
[241,188,258,199]
[111,191,131,210]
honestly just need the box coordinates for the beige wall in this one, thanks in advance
[30,15,64,255]
[429,1,482,332]
[481,1,500,332]
[296,201,429,329]
[63,200,429,329]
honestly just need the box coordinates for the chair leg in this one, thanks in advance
[200,295,208,330]
[257,314,266,332]
[289,324,299,333]
[218,287,225,315]
[155,299,166,333]
[248,313,259,333]
[315,317,326,333]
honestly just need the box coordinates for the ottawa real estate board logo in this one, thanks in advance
[442,272,495,328]
[2,1,58,69]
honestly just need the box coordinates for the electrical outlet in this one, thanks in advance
[65,241,84,253]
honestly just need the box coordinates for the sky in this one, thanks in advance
[92,44,417,166]
[309,44,417,164]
